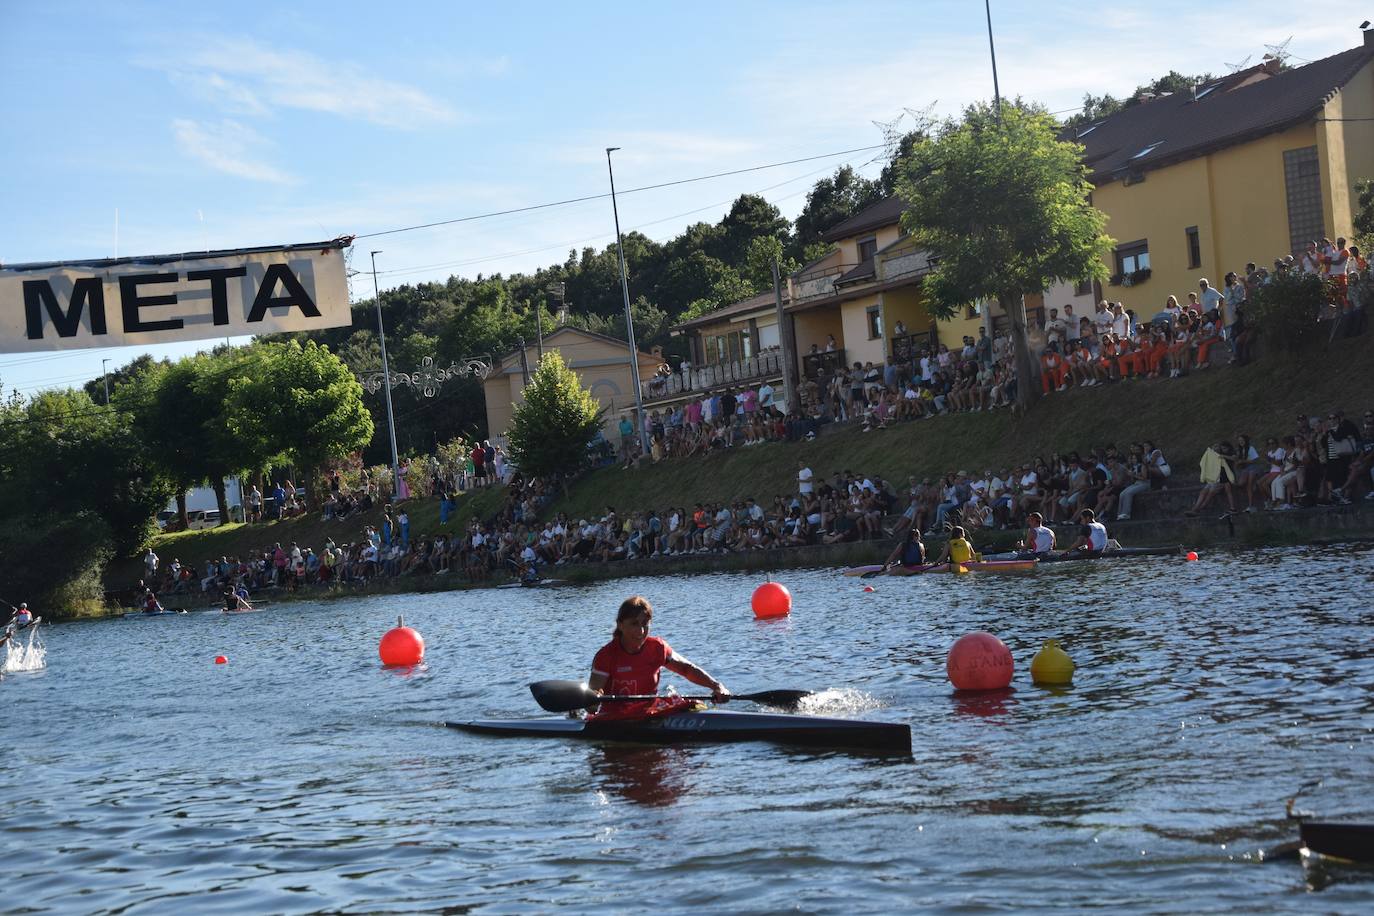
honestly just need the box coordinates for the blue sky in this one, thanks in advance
[0,1,1362,395]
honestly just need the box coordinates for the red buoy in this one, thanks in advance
[1186,551,1199,561]
[214,655,228,665]
[379,616,425,666]
[946,631,1013,691]
[751,582,792,619]
[862,585,875,593]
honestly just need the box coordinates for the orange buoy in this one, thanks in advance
[379,616,425,666]
[214,655,228,665]
[751,582,792,619]
[946,631,1013,691]
[1186,551,1199,561]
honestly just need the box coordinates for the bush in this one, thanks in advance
[0,512,114,618]
[1247,271,1329,353]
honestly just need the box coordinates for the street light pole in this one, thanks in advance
[369,250,402,501]
[605,147,650,456]
[101,358,111,405]
[985,0,1003,124]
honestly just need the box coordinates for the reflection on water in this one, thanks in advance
[1,545,1372,912]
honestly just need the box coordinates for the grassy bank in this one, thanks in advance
[101,336,1371,610]
[552,336,1374,519]
[104,482,507,599]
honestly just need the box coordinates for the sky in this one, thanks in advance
[0,0,1364,396]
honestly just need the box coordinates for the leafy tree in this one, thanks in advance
[224,340,374,504]
[81,353,166,406]
[1064,71,1215,130]
[1247,270,1330,353]
[0,511,113,615]
[1354,178,1374,252]
[792,165,882,256]
[742,236,800,293]
[505,351,604,494]
[658,251,754,314]
[895,101,1113,406]
[709,195,790,266]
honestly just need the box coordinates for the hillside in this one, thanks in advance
[113,335,1372,597]
[552,335,1374,519]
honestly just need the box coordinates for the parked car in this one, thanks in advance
[156,510,177,530]
[186,509,222,530]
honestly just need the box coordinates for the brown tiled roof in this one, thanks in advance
[820,195,906,242]
[1073,44,1374,182]
[672,289,784,331]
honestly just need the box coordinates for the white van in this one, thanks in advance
[186,509,222,530]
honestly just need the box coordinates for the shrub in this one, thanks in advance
[1246,271,1328,353]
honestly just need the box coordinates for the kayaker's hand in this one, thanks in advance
[712,684,731,703]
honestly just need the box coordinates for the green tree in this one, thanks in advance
[792,165,883,256]
[1354,178,1374,252]
[895,101,1113,406]
[1064,71,1215,130]
[1247,270,1330,353]
[224,340,374,505]
[742,236,801,293]
[505,351,604,494]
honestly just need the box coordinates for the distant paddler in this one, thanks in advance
[1,601,35,646]
[932,526,981,569]
[140,586,165,614]
[882,527,927,573]
[221,586,254,612]
[1014,512,1057,559]
[1060,508,1109,558]
[587,596,730,720]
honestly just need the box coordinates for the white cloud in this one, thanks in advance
[171,119,293,184]
[153,37,458,128]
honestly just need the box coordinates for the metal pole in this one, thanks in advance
[770,257,797,416]
[369,250,402,501]
[985,0,1002,123]
[606,147,650,456]
[101,358,111,405]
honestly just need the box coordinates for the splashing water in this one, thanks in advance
[3,623,46,673]
[796,687,884,716]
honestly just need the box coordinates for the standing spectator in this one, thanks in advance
[272,481,285,519]
[247,485,263,523]
[471,442,486,486]
[144,547,159,581]
[797,461,814,497]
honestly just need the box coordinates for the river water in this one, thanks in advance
[2,546,1372,913]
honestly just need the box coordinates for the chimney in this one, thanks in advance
[1365,25,1374,47]
[1261,55,1282,74]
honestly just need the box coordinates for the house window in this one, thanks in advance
[1116,240,1150,275]
[857,237,878,263]
[866,306,883,340]
[1283,146,1325,255]
[1073,279,1093,297]
[965,302,980,321]
[1185,226,1201,269]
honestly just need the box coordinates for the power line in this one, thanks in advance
[353,144,885,240]
[368,154,877,281]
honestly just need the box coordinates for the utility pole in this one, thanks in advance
[985,0,1003,124]
[101,358,111,405]
[770,257,797,416]
[606,147,650,456]
[369,251,403,502]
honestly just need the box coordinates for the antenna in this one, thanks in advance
[1263,36,1293,66]
[1224,55,1252,73]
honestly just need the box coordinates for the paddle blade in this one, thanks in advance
[737,689,813,710]
[529,679,601,713]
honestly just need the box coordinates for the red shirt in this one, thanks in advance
[590,635,676,720]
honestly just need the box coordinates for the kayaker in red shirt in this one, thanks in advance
[587,596,730,720]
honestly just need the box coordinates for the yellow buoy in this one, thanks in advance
[1030,638,1075,685]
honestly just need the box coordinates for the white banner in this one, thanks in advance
[0,241,352,353]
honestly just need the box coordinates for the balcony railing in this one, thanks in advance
[640,349,785,403]
[800,348,846,381]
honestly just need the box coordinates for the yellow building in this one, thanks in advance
[787,196,981,374]
[481,325,661,441]
[1072,38,1374,316]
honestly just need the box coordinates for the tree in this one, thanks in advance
[792,165,883,256]
[1354,178,1374,252]
[1064,71,1215,130]
[224,340,374,505]
[895,101,1113,406]
[505,351,604,493]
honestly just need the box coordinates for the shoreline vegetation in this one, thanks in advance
[80,337,1374,622]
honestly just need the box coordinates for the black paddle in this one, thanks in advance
[528,679,813,713]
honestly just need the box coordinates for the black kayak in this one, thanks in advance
[446,709,912,754]
[1300,822,1374,863]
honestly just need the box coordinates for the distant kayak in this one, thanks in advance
[497,578,568,589]
[123,609,188,618]
[980,545,1183,563]
[843,559,1036,576]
